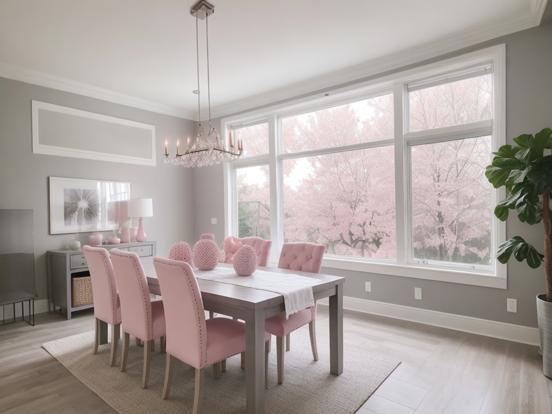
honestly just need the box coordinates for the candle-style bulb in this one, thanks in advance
[164,139,169,156]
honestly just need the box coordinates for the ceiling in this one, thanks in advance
[0,0,547,119]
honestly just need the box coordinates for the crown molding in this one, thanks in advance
[0,62,196,120]
[212,5,547,119]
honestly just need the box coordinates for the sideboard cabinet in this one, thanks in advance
[47,241,156,319]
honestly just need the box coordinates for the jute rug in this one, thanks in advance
[43,324,399,414]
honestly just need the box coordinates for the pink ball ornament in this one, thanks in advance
[193,239,219,270]
[233,245,257,276]
[169,241,193,265]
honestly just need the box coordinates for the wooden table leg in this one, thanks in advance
[99,320,108,346]
[329,283,343,376]
[245,309,266,414]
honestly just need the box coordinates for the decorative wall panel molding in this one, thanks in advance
[32,100,156,166]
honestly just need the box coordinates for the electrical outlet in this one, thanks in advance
[507,298,517,313]
[365,281,372,293]
[210,217,218,225]
[414,287,422,300]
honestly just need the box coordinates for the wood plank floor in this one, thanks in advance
[1,309,551,414]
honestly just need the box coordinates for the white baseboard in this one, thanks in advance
[0,299,49,321]
[318,296,539,346]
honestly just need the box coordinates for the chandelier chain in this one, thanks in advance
[206,13,212,125]
[195,14,201,124]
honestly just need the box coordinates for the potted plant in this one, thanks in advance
[486,128,552,377]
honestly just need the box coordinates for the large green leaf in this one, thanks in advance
[485,165,511,188]
[496,236,543,268]
[513,134,533,148]
[494,204,509,221]
[534,128,552,155]
[527,155,552,193]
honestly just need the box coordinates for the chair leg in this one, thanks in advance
[110,323,121,366]
[265,340,269,389]
[268,335,272,353]
[142,340,152,388]
[93,318,100,354]
[240,352,245,370]
[277,336,285,385]
[193,368,203,414]
[120,332,130,372]
[162,353,174,400]
[286,333,290,352]
[209,311,214,319]
[212,362,222,379]
[136,338,143,347]
[160,336,166,353]
[309,320,319,361]
[221,359,226,373]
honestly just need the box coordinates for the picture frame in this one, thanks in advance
[48,177,131,235]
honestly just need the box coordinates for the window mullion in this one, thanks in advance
[268,115,282,264]
[394,82,407,265]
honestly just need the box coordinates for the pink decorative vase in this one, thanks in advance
[119,227,130,243]
[200,233,216,241]
[107,234,121,245]
[193,239,219,271]
[169,241,193,265]
[89,232,103,246]
[233,245,257,276]
[130,227,137,242]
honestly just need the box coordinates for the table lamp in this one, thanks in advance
[128,198,153,242]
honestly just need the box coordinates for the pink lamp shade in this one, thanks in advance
[128,198,153,242]
[193,239,219,271]
[233,245,257,276]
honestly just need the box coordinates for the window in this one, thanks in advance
[236,165,271,238]
[410,136,493,267]
[225,46,506,287]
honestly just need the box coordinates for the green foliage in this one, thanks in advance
[485,128,552,269]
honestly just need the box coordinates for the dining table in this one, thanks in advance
[101,257,345,414]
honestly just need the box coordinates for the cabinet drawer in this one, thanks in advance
[70,254,87,269]
[128,245,153,257]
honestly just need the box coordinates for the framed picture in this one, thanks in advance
[48,177,131,235]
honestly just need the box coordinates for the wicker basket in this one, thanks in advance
[72,276,93,307]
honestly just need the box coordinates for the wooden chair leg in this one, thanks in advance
[309,320,319,361]
[151,340,155,352]
[267,335,272,353]
[193,368,203,414]
[277,336,285,385]
[265,340,269,389]
[160,336,166,353]
[162,353,174,400]
[221,359,226,373]
[240,352,245,370]
[209,311,214,319]
[212,362,222,379]
[110,323,121,366]
[120,332,129,372]
[136,338,143,347]
[142,340,152,388]
[286,333,290,352]
[93,318,100,354]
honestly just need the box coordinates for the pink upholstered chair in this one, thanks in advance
[154,257,270,412]
[224,236,272,267]
[265,242,325,384]
[82,245,121,366]
[168,241,193,265]
[110,249,166,388]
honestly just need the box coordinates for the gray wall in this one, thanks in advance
[0,77,195,299]
[192,20,552,327]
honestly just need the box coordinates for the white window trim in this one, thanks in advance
[222,44,507,289]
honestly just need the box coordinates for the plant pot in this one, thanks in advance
[536,294,552,378]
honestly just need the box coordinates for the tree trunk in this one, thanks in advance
[543,191,552,302]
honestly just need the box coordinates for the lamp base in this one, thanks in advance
[136,217,147,242]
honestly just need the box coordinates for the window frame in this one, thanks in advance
[223,45,506,289]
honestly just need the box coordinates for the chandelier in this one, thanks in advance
[164,0,243,168]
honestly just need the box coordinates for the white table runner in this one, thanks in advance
[196,267,318,318]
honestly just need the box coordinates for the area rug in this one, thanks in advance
[43,324,399,414]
